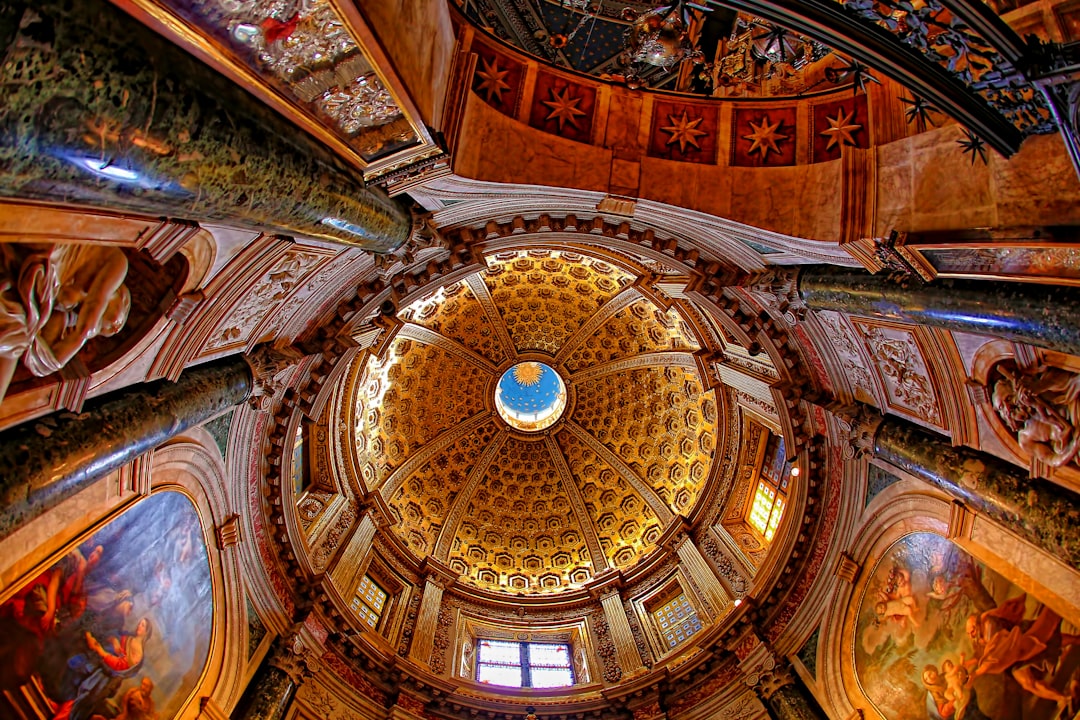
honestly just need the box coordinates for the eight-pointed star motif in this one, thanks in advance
[542,87,587,131]
[661,111,708,153]
[743,115,789,160]
[476,57,512,105]
[820,106,861,151]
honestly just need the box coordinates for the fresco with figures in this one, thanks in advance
[854,532,1080,720]
[0,491,212,720]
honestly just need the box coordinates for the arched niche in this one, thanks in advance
[0,428,244,720]
[816,482,1080,720]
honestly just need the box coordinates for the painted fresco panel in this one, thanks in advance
[0,491,213,719]
[854,532,1080,720]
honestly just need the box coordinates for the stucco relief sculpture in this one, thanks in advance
[991,362,1080,469]
[0,243,131,403]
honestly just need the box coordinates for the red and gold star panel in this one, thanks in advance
[471,43,525,117]
[647,101,718,165]
[528,71,596,143]
[732,106,797,167]
[811,94,869,162]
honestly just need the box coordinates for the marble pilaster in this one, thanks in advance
[675,535,731,617]
[600,590,645,675]
[0,353,252,540]
[329,513,379,593]
[407,577,445,666]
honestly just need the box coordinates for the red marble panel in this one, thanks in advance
[528,71,597,144]
[647,100,718,165]
[471,43,525,117]
[731,106,797,167]
[811,93,869,163]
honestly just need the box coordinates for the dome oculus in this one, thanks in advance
[495,362,567,432]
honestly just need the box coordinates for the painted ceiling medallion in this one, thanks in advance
[820,106,862,151]
[743,115,789,159]
[661,110,709,153]
[542,87,588,130]
[496,362,567,432]
[513,362,545,386]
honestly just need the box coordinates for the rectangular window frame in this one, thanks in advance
[350,573,390,631]
[633,573,705,660]
[475,639,575,689]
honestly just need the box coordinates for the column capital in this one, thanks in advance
[742,267,808,324]
[736,636,795,701]
[267,633,322,686]
[243,343,307,412]
[828,403,885,460]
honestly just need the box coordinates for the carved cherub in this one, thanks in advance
[0,243,131,404]
[992,363,1080,469]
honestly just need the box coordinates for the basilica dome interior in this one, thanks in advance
[1,0,1080,719]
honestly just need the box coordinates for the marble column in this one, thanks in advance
[738,637,826,720]
[0,0,410,253]
[845,407,1080,571]
[0,354,252,539]
[407,577,445,666]
[794,265,1080,356]
[232,635,318,720]
[599,590,645,675]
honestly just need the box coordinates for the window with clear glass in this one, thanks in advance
[652,592,703,649]
[747,433,789,542]
[476,640,574,688]
[350,575,388,630]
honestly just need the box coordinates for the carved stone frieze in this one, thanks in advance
[856,323,941,425]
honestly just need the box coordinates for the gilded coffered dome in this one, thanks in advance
[342,248,725,596]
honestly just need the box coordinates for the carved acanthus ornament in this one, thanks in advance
[374,206,453,276]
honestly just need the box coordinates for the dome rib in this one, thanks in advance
[433,429,509,560]
[376,410,493,499]
[567,350,698,384]
[463,274,518,359]
[398,322,498,374]
[543,435,610,573]
[553,285,643,365]
[561,420,674,525]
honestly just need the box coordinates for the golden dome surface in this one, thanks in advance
[346,248,722,596]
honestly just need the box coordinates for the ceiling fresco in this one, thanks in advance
[340,248,725,595]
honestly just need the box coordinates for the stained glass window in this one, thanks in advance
[349,575,388,630]
[653,592,702,649]
[476,640,574,688]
